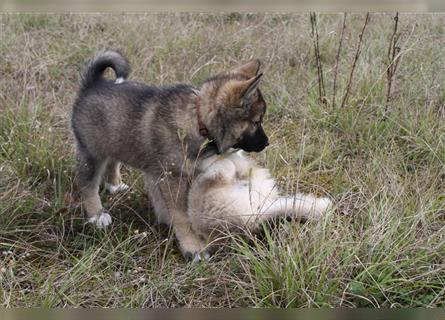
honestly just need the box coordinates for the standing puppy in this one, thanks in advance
[71,50,269,260]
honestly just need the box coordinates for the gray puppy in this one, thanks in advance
[71,50,269,260]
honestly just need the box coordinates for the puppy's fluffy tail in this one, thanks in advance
[81,50,130,89]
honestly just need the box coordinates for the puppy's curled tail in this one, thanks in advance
[81,50,130,89]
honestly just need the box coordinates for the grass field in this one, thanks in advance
[0,13,444,307]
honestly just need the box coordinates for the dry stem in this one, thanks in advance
[340,13,370,109]
[385,12,401,113]
[310,12,326,105]
[332,13,347,109]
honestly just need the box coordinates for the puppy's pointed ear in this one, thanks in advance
[231,59,261,78]
[240,73,263,99]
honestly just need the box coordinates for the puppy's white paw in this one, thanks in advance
[312,197,333,218]
[88,212,112,229]
[115,77,125,84]
[105,182,129,194]
[191,251,211,263]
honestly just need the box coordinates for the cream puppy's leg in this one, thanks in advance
[257,194,332,224]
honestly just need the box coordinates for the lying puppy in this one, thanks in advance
[188,150,332,258]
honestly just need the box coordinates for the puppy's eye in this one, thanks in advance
[253,121,261,127]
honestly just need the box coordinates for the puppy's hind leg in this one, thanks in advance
[77,153,111,228]
[289,194,332,220]
[104,159,129,194]
[144,173,172,226]
[256,194,332,225]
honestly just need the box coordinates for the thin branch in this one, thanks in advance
[310,12,326,104]
[385,12,401,113]
[340,13,370,109]
[332,13,347,109]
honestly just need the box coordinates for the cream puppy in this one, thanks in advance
[188,150,332,254]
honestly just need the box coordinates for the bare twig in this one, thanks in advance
[332,13,347,109]
[385,12,401,113]
[340,13,370,109]
[310,12,326,105]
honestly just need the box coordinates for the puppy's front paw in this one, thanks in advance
[179,237,208,263]
[88,212,112,229]
[184,250,211,263]
[105,182,129,195]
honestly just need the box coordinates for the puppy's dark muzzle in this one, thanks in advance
[233,125,269,153]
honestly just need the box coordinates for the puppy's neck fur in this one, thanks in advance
[193,82,218,133]
[192,90,209,138]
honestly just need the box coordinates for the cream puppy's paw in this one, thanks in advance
[88,212,112,229]
[311,197,333,218]
[105,182,129,194]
